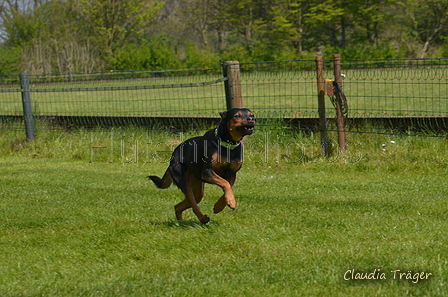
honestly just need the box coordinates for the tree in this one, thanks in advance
[304,0,346,48]
[79,0,163,62]
[396,0,448,58]
[268,1,307,57]
[0,0,163,73]
[0,0,46,47]
[1,0,448,73]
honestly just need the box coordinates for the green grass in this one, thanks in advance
[0,129,447,296]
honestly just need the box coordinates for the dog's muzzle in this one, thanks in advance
[237,122,255,135]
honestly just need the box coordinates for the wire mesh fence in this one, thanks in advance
[0,66,226,118]
[340,59,448,117]
[239,60,318,119]
[1,58,448,135]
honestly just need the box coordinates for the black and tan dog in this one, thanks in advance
[148,108,255,224]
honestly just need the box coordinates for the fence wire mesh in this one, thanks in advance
[1,66,226,118]
[340,59,448,117]
[1,58,448,134]
[239,60,318,119]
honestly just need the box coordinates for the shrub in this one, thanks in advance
[112,34,180,70]
[0,46,23,74]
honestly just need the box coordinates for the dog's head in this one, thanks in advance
[219,108,256,141]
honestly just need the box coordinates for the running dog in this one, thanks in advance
[148,108,255,224]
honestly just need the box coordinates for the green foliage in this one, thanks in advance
[112,35,181,70]
[1,0,448,73]
[183,41,221,67]
[0,0,163,73]
[322,43,407,60]
[0,46,22,74]
[305,0,345,24]
[79,0,163,53]
[220,43,250,63]
[439,36,448,58]
[1,7,43,47]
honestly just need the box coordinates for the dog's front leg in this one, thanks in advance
[213,174,236,214]
[201,169,236,213]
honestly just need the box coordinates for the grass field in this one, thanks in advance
[1,67,448,118]
[0,128,447,296]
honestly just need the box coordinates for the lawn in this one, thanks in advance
[0,130,447,296]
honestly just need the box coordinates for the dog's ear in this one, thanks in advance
[219,111,227,121]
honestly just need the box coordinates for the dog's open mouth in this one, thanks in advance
[237,124,255,135]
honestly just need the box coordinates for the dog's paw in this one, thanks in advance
[224,193,236,210]
[227,199,236,210]
[200,215,210,224]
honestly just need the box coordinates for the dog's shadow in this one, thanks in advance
[149,219,219,229]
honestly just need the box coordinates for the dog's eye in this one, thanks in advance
[234,114,241,118]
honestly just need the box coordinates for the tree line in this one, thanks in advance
[1,0,448,74]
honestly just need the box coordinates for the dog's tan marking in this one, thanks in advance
[211,152,242,173]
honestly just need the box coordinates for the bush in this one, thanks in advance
[182,41,221,67]
[220,43,250,63]
[440,37,448,58]
[0,46,23,74]
[112,34,180,70]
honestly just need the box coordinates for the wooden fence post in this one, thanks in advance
[19,73,35,141]
[333,54,346,151]
[222,61,243,109]
[315,55,329,156]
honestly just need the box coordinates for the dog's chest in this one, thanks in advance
[211,149,242,176]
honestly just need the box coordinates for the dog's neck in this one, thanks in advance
[215,124,241,149]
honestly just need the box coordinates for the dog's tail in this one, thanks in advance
[148,170,172,189]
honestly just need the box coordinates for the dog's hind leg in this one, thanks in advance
[174,199,190,221]
[174,171,209,224]
[174,179,205,221]
[185,172,209,224]
[191,179,205,204]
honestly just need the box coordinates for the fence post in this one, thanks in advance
[333,54,346,151]
[19,73,35,141]
[222,61,243,109]
[315,55,329,156]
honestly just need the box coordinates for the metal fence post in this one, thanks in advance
[315,55,329,156]
[19,73,35,141]
[222,61,243,110]
[333,54,346,151]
